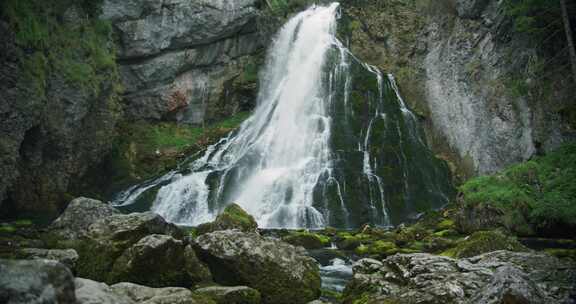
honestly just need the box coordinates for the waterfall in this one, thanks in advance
[112,3,454,229]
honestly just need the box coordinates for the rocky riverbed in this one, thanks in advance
[1,198,575,304]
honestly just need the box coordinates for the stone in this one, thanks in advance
[75,278,135,304]
[74,212,185,282]
[343,251,576,304]
[0,259,76,304]
[111,282,204,304]
[17,248,79,270]
[282,231,330,250]
[442,230,528,258]
[49,197,119,240]
[197,203,258,235]
[110,234,211,287]
[193,286,261,304]
[194,230,321,304]
[456,0,491,19]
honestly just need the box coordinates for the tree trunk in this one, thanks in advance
[560,0,576,84]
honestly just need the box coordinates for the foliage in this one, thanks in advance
[502,0,562,38]
[2,0,117,95]
[459,144,576,231]
[441,230,527,258]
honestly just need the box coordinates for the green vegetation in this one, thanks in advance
[107,112,250,187]
[265,0,312,15]
[197,203,258,235]
[2,0,118,95]
[283,231,331,249]
[459,144,576,234]
[441,230,527,258]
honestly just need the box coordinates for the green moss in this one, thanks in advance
[459,144,576,235]
[443,230,528,258]
[3,0,118,95]
[0,225,17,234]
[544,248,576,260]
[197,203,258,235]
[283,231,331,249]
[436,219,456,231]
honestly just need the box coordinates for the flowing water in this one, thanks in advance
[112,3,454,229]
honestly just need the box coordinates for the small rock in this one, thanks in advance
[194,286,261,304]
[197,203,258,235]
[75,278,135,304]
[111,282,199,304]
[18,248,79,270]
[0,259,76,304]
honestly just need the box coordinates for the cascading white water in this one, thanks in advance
[152,3,342,228]
[112,2,454,229]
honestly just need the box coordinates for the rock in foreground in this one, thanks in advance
[194,230,321,304]
[343,250,576,304]
[0,259,76,304]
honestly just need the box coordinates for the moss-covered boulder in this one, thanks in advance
[193,286,261,304]
[442,230,528,258]
[193,230,321,304]
[109,234,211,287]
[197,204,258,235]
[282,231,330,249]
[73,212,185,283]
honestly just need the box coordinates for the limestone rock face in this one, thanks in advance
[194,230,321,304]
[101,0,266,123]
[110,234,211,287]
[343,251,576,304]
[0,259,76,304]
[49,197,119,240]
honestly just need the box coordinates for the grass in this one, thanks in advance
[2,0,118,96]
[459,144,576,232]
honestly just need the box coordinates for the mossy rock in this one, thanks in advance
[435,219,456,231]
[197,204,257,235]
[432,229,459,238]
[394,225,430,246]
[441,230,528,258]
[355,240,398,257]
[544,248,576,260]
[193,286,261,304]
[282,231,330,249]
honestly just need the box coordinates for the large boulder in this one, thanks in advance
[110,234,211,287]
[49,197,119,240]
[0,259,76,304]
[193,286,261,304]
[197,203,258,235]
[75,278,135,304]
[74,212,186,282]
[343,251,576,304]
[193,230,321,304]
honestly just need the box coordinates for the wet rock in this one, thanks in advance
[75,278,135,304]
[48,197,119,240]
[17,248,79,270]
[197,203,258,235]
[194,230,321,304]
[194,285,261,304]
[110,234,211,287]
[343,251,576,304]
[0,259,76,304]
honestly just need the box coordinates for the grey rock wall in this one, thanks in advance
[102,0,267,124]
